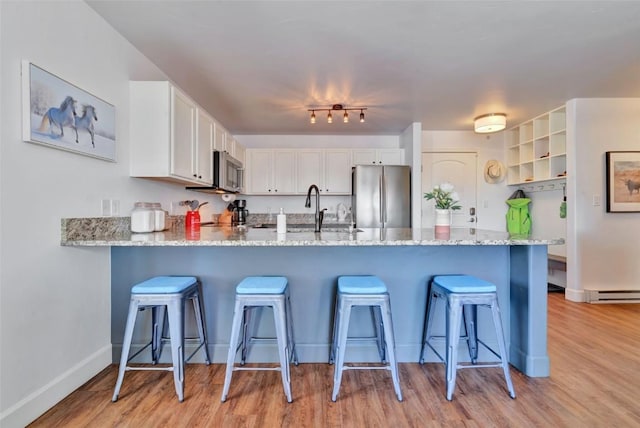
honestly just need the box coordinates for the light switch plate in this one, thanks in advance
[593,194,601,206]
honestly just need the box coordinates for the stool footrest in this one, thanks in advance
[125,366,174,372]
[342,365,392,371]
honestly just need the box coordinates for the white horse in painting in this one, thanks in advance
[38,95,77,137]
[74,105,98,147]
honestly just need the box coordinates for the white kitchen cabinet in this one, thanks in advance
[323,149,352,194]
[296,149,323,193]
[295,149,352,195]
[130,81,211,185]
[195,109,213,183]
[352,148,404,165]
[246,149,296,194]
[213,121,226,153]
[506,105,566,185]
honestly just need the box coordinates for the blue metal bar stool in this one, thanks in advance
[112,276,210,402]
[330,275,402,402]
[419,274,516,401]
[221,276,298,403]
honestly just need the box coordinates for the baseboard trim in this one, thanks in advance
[0,344,111,428]
[564,287,585,302]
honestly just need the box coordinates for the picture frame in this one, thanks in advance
[606,151,640,212]
[21,61,116,162]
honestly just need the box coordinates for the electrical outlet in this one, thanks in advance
[101,199,111,216]
[593,194,601,206]
[111,200,120,216]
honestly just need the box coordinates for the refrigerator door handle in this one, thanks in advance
[380,174,387,225]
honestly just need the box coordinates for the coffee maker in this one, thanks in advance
[232,200,249,226]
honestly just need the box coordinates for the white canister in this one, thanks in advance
[151,202,167,231]
[131,202,155,233]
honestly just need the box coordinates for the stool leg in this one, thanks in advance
[446,298,463,401]
[167,297,186,402]
[491,299,516,399]
[285,291,298,365]
[241,306,257,365]
[192,293,210,365]
[331,298,351,402]
[380,298,402,401]
[221,298,244,402]
[329,292,339,364]
[372,306,386,363]
[273,299,293,403]
[463,304,479,364]
[151,306,162,364]
[112,298,140,402]
[420,289,436,364]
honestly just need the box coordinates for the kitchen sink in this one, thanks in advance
[252,223,362,233]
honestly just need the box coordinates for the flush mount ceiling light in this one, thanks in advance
[308,104,367,124]
[474,113,507,133]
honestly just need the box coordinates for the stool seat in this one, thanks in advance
[236,276,288,294]
[131,276,197,294]
[433,275,496,293]
[330,275,402,402]
[338,275,388,294]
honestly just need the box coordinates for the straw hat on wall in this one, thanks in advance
[484,159,506,184]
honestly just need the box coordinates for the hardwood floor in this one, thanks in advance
[29,293,640,427]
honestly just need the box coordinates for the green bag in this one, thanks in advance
[506,198,531,235]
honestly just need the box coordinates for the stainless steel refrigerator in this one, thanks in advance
[352,165,411,228]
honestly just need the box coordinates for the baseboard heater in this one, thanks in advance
[586,290,640,304]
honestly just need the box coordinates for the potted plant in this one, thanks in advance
[424,182,461,228]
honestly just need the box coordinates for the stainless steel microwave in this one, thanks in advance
[186,150,243,194]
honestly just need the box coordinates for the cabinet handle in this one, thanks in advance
[268,189,271,192]
[193,174,197,177]
[198,175,202,179]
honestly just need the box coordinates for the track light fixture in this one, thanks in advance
[308,104,367,124]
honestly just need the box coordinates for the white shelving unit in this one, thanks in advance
[505,106,566,185]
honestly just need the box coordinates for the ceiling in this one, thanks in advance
[87,1,640,136]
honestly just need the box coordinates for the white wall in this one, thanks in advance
[0,2,223,426]
[565,98,640,301]
[422,131,512,231]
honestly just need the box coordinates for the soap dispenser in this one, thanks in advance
[277,208,287,233]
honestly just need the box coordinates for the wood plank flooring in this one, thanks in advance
[29,294,640,427]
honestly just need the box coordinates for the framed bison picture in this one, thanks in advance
[606,151,640,212]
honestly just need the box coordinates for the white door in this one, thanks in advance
[422,152,477,228]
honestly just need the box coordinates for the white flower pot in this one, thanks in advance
[435,208,452,226]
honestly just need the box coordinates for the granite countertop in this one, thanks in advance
[60,217,564,247]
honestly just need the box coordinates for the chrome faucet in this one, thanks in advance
[305,184,325,232]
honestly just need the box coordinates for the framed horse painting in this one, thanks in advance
[606,151,640,212]
[21,61,116,162]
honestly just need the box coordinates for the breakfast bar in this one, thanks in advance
[61,219,563,378]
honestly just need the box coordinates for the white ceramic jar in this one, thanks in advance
[131,202,155,233]
[150,202,167,231]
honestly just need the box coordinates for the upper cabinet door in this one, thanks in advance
[324,149,352,194]
[170,87,195,180]
[213,121,226,152]
[272,150,296,194]
[246,149,273,194]
[352,149,377,165]
[196,109,213,184]
[377,149,404,165]
[296,149,323,193]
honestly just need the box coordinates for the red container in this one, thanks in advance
[185,210,201,229]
